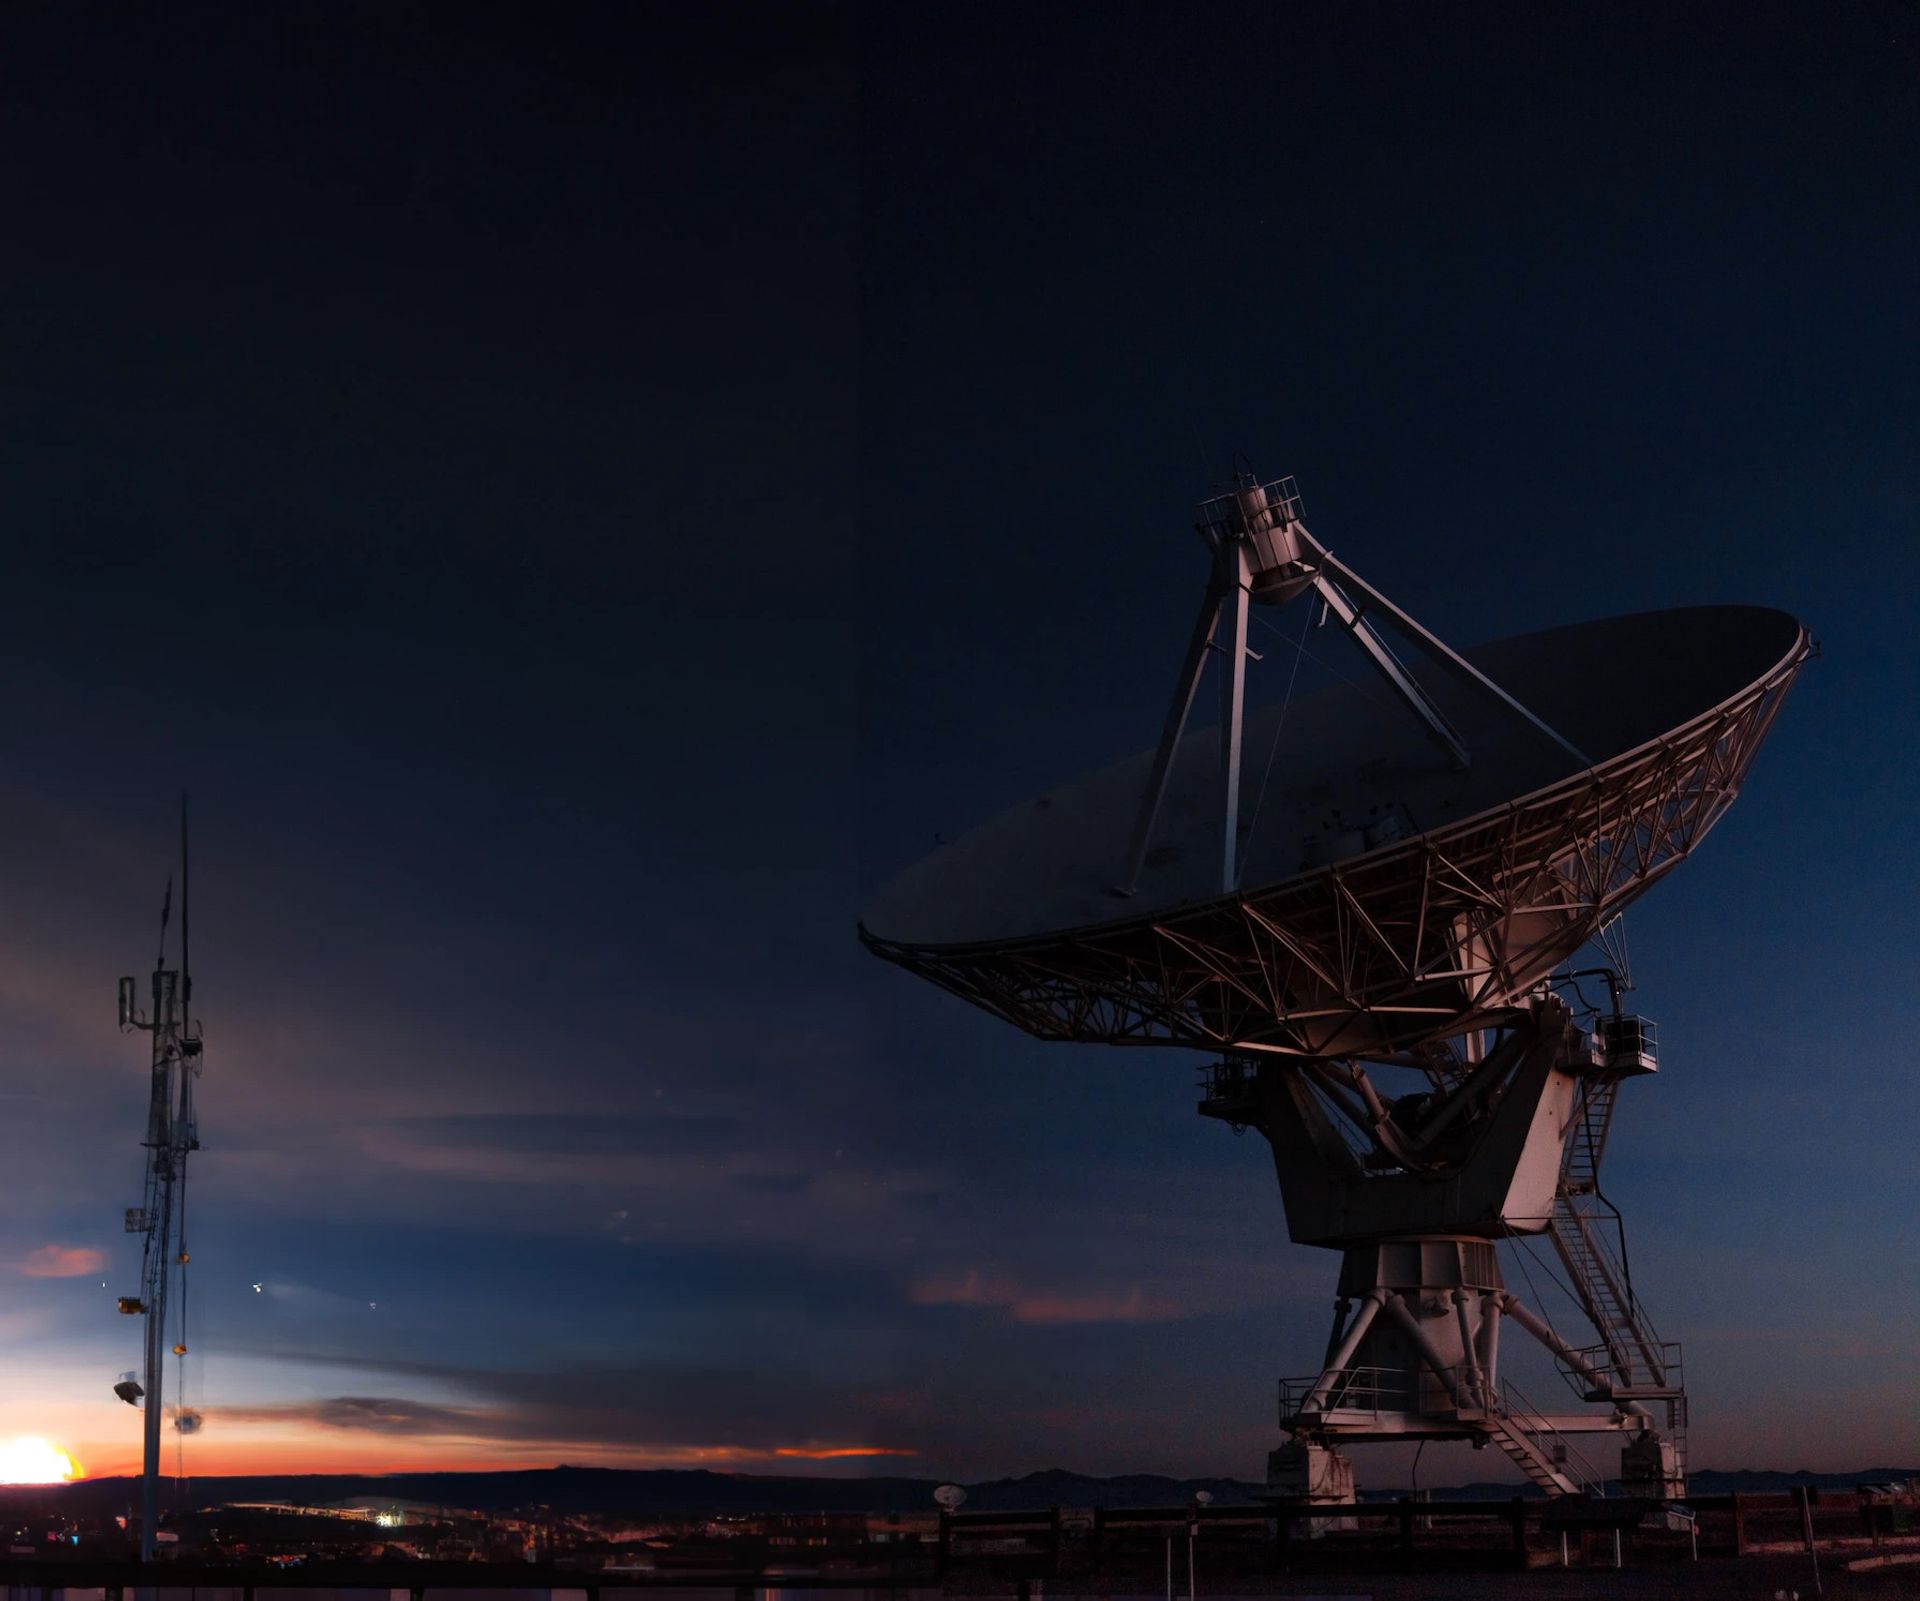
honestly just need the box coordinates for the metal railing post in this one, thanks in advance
[1800,1486,1823,1596]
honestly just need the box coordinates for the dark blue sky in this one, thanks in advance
[1,2,1913,1486]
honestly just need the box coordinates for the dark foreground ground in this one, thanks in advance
[951,1552,1920,1596]
[3,1556,1918,1600]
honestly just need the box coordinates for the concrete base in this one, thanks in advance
[1620,1431,1685,1501]
[1268,1440,1357,1535]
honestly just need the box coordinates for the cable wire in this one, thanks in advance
[1238,602,1314,884]
[1249,606,1405,722]
[1516,1234,1581,1322]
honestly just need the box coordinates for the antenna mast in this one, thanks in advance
[116,796,204,1562]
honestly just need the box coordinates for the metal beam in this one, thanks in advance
[1309,571,1470,769]
[1218,545,1252,891]
[1116,570,1226,896]
[1304,1288,1386,1412]
[1500,1293,1652,1425]
[1380,1291,1468,1410]
[1295,529,1593,767]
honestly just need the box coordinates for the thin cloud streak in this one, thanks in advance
[194,1347,928,1459]
[201,1395,918,1468]
[910,1269,1187,1325]
[18,1244,107,1278]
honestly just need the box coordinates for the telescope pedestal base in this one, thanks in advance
[1621,1433,1686,1501]
[1278,1235,1661,1496]
[1220,998,1688,1498]
[1266,1440,1357,1536]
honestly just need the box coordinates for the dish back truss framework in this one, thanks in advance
[864,474,1811,1503]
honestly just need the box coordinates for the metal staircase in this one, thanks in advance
[1491,1380,1606,1497]
[1261,1009,1689,1503]
[1280,1363,1610,1499]
[1547,1031,1689,1484]
[1552,1071,1673,1393]
[1559,1073,1620,1195]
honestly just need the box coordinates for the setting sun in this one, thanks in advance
[0,1436,82,1484]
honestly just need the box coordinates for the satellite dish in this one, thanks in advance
[864,470,1813,1506]
[1194,1489,1214,1506]
[113,1372,144,1407]
[934,1484,967,1511]
[863,603,1808,1058]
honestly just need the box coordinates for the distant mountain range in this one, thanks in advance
[6,1463,1916,1518]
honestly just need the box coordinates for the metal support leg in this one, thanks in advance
[1477,1293,1503,1393]
[1380,1292,1466,1409]
[1303,1289,1385,1411]
[1500,1293,1652,1425]
[1118,574,1225,895]
[1309,572,1470,769]
[1218,546,1251,891]
[1297,533,1590,766]
[1454,1289,1487,1407]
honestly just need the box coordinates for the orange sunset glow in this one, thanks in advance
[0,1437,83,1484]
[33,1417,917,1479]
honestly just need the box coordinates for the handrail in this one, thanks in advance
[1279,1365,1416,1420]
[1552,1338,1685,1404]
[1500,1378,1609,1497]
[1552,1193,1669,1385]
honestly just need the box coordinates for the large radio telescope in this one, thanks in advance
[863,472,1810,1503]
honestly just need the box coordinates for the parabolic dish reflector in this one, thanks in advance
[863,605,1809,1057]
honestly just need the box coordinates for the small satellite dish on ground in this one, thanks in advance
[934,1484,968,1511]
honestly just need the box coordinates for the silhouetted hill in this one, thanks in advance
[4,1463,1913,1518]
[953,1470,1265,1510]
[3,1466,941,1519]
[3,1466,1267,1518]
